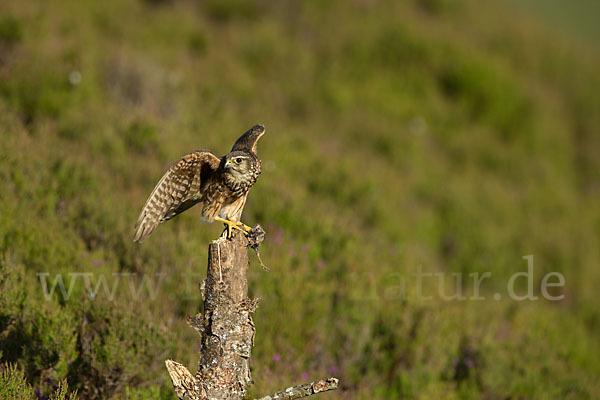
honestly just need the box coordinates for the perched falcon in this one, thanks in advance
[133,124,265,242]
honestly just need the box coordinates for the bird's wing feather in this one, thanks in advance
[230,124,265,155]
[133,150,221,242]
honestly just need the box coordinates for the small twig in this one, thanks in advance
[185,314,203,336]
[255,377,339,400]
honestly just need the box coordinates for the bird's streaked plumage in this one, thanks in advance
[133,124,265,242]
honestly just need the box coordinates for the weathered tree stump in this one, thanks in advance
[166,231,257,400]
[165,228,339,400]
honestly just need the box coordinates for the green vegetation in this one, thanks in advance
[0,0,599,398]
[507,0,600,50]
[0,363,77,400]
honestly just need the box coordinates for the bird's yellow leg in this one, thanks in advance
[215,217,251,238]
[239,222,252,231]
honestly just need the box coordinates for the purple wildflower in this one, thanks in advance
[316,259,327,270]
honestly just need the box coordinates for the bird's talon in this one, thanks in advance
[216,217,252,239]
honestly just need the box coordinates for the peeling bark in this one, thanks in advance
[166,231,257,400]
[197,231,256,400]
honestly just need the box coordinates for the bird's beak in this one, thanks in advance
[225,159,233,168]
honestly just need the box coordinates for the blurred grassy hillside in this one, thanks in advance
[506,0,600,50]
[1,0,599,399]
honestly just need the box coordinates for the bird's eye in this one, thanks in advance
[235,157,242,164]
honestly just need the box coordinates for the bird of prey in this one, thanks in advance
[133,124,265,242]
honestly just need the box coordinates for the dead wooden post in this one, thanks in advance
[165,228,339,400]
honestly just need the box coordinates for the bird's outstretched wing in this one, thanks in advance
[133,150,221,242]
[231,124,265,155]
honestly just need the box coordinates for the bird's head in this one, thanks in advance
[223,151,257,180]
